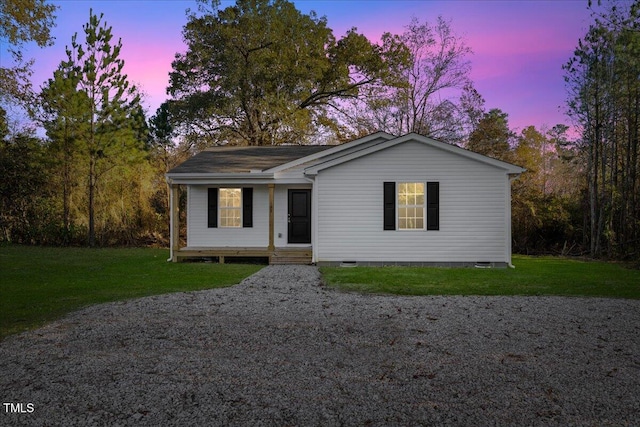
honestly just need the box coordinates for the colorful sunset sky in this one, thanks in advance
[21,0,596,134]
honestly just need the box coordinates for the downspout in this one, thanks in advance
[167,178,174,262]
[305,175,318,264]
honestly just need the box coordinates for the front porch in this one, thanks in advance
[174,246,312,265]
[169,181,316,264]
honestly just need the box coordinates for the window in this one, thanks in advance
[208,187,253,228]
[398,182,425,230]
[383,181,438,231]
[219,188,242,227]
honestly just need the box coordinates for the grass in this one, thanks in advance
[3,248,638,341]
[0,245,264,340]
[320,255,640,299]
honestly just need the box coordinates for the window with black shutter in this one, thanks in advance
[384,181,439,231]
[209,187,253,228]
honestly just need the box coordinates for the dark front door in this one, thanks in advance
[288,189,311,244]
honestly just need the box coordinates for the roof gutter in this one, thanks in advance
[166,172,275,185]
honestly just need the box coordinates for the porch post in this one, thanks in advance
[170,184,180,262]
[268,183,275,252]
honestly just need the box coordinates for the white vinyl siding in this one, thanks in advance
[315,141,509,263]
[187,185,268,247]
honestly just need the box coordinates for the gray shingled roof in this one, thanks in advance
[168,145,335,174]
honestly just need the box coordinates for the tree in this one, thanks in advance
[0,131,54,243]
[46,9,146,246]
[545,124,583,200]
[0,0,57,104]
[510,125,581,254]
[564,0,640,258]
[148,102,183,214]
[349,17,480,144]
[40,62,91,241]
[458,83,486,138]
[466,108,514,162]
[168,0,407,146]
[0,106,8,138]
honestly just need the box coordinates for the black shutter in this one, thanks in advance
[208,188,218,228]
[242,187,253,228]
[427,182,439,230]
[383,182,396,230]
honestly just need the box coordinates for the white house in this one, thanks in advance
[166,132,525,266]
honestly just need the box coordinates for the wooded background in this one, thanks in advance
[1,0,638,260]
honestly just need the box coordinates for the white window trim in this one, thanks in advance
[219,188,242,228]
[397,182,426,231]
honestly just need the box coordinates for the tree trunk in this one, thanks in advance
[88,154,96,247]
[62,122,71,239]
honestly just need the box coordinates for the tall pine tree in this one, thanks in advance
[43,9,145,246]
[40,62,90,241]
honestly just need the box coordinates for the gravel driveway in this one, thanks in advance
[1,265,639,426]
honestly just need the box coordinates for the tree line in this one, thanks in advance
[0,0,638,260]
[564,0,640,258]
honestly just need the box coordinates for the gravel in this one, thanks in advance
[1,265,639,426]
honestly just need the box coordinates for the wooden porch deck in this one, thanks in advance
[174,247,312,265]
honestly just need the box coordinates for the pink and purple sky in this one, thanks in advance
[22,0,595,134]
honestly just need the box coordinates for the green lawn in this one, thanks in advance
[0,245,263,340]
[3,248,638,341]
[320,255,640,299]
